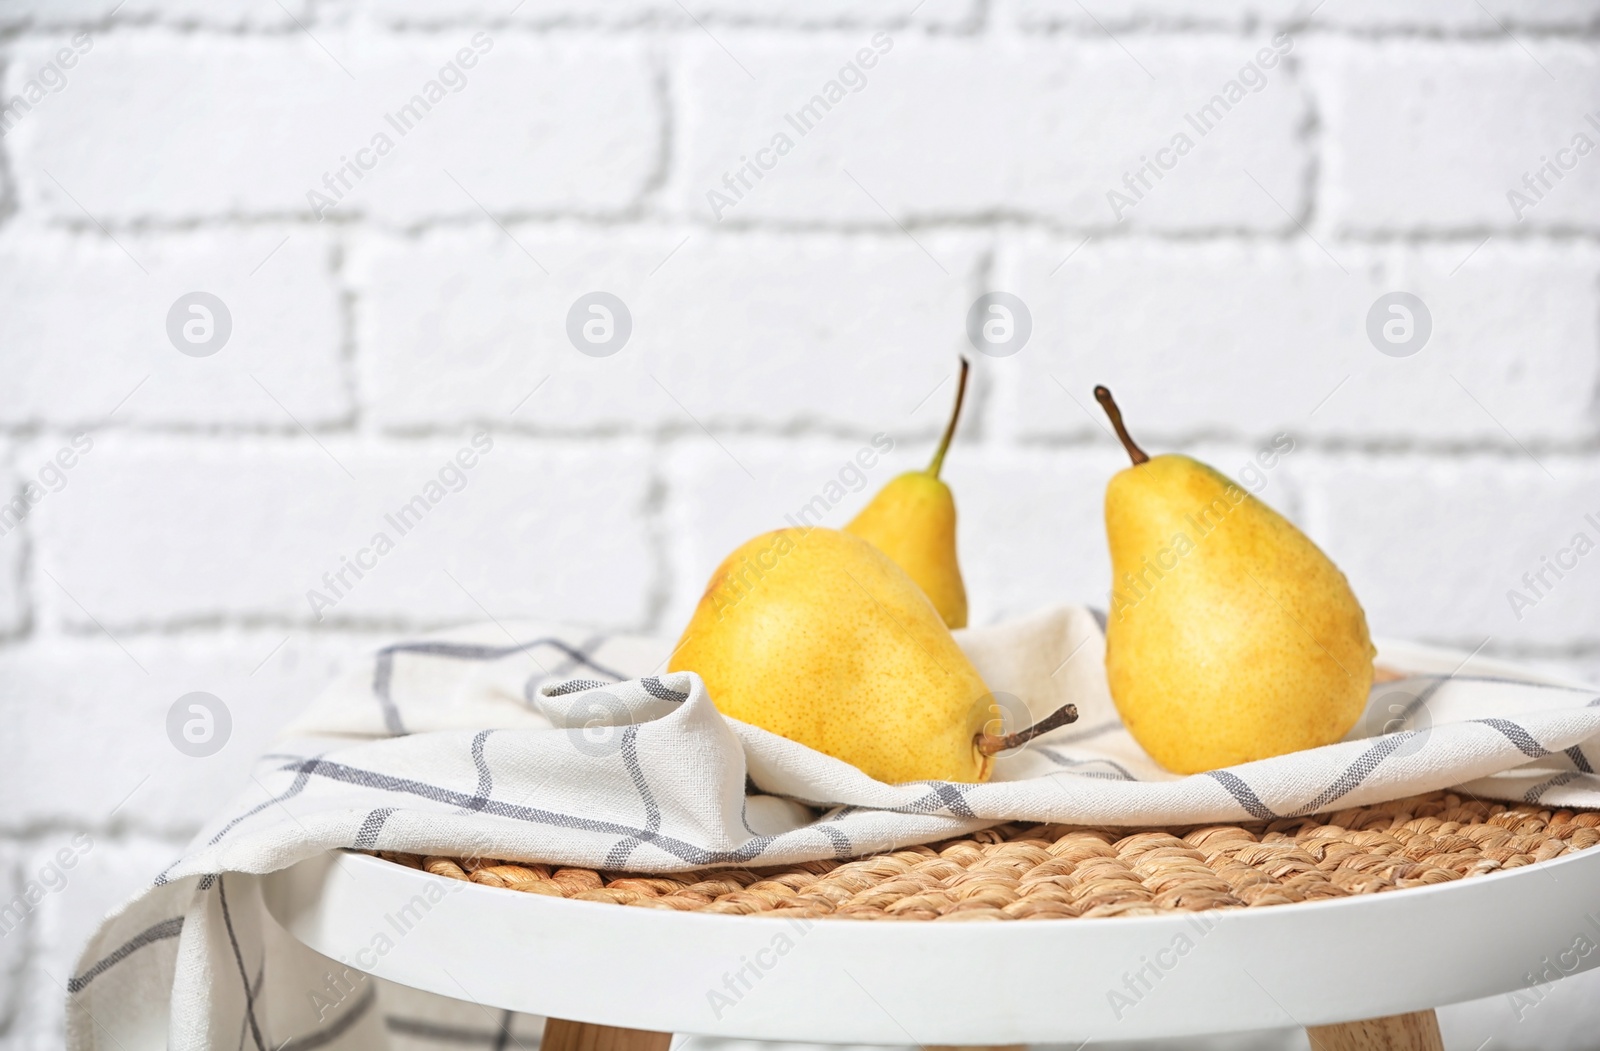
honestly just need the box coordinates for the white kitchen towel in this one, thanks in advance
[69,606,1600,1050]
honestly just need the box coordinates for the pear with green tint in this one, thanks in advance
[1094,386,1376,774]
[846,359,971,629]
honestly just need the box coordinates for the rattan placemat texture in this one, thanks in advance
[369,791,1600,922]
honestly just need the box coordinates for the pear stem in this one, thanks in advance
[927,358,971,480]
[1093,386,1150,465]
[975,703,1079,757]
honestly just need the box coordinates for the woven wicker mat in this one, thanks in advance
[370,791,1600,922]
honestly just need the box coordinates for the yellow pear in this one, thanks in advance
[669,527,1067,783]
[846,358,970,628]
[1094,387,1376,774]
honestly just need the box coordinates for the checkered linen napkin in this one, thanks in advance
[69,606,1600,1050]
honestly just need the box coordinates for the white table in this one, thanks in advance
[260,841,1600,1051]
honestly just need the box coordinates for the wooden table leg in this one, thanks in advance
[1306,1009,1444,1051]
[541,1018,673,1051]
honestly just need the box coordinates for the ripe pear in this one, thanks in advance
[1094,387,1376,774]
[669,527,1061,784]
[846,359,971,628]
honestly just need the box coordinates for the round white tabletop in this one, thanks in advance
[259,844,1600,1045]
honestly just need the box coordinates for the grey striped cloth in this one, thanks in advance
[68,606,1600,1050]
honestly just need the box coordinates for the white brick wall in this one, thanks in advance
[676,34,1310,228]
[1298,455,1600,646]
[0,229,348,427]
[2,2,1598,1048]
[1313,39,1600,233]
[0,443,23,634]
[354,228,980,430]
[994,239,1600,443]
[31,435,657,628]
[0,633,385,830]
[13,33,662,222]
